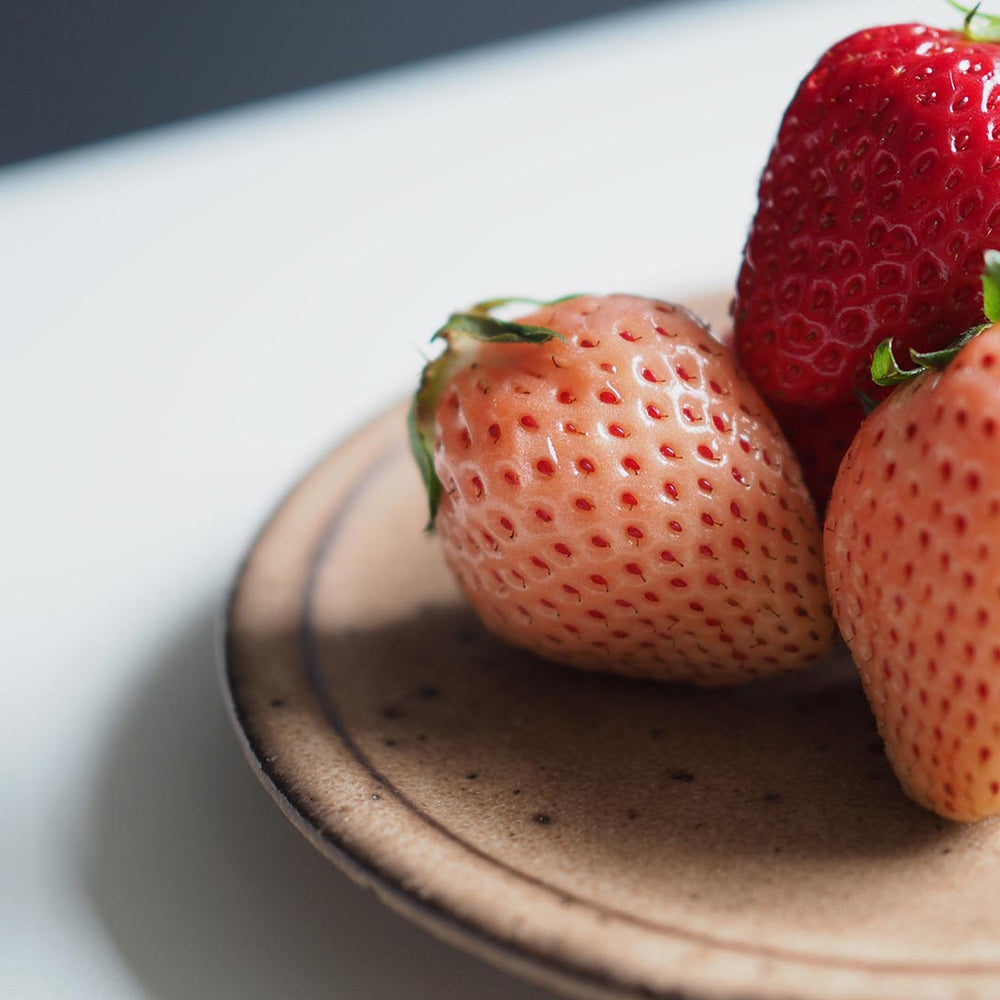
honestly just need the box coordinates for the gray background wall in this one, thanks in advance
[4,0,666,166]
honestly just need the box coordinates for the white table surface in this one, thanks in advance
[6,1,948,996]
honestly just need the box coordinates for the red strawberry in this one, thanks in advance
[825,260,1000,820]
[767,398,862,512]
[410,294,834,686]
[734,11,1000,504]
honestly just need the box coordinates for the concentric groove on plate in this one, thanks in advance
[222,341,1000,1000]
[294,440,1000,980]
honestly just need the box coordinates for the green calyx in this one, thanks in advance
[948,1,1000,41]
[408,297,571,530]
[871,250,1000,387]
[431,300,569,346]
[870,326,987,385]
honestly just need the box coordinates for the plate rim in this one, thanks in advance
[216,408,676,1000]
[218,394,1000,1000]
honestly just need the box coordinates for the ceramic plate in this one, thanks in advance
[221,295,1000,1000]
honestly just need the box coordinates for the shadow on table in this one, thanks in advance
[78,606,555,1000]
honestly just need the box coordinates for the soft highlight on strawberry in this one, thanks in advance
[413,294,834,686]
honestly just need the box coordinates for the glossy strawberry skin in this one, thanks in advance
[428,295,833,686]
[825,325,1000,821]
[735,23,1000,500]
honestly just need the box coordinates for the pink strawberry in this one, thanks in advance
[734,11,1000,505]
[410,294,834,685]
[825,258,1000,820]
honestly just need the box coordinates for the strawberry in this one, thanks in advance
[825,257,1000,821]
[767,398,862,513]
[734,9,1000,505]
[410,294,834,686]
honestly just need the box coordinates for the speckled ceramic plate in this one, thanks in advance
[222,296,1000,1000]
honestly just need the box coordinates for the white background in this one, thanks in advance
[4,1,951,996]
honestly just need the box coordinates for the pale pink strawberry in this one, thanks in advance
[410,294,834,685]
[826,309,1000,821]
